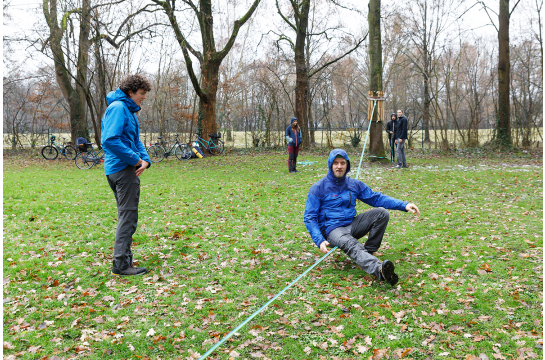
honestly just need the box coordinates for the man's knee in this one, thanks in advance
[373,207,389,223]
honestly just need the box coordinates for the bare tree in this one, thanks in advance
[151,0,262,147]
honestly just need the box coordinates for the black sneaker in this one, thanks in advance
[380,260,398,286]
[112,266,147,276]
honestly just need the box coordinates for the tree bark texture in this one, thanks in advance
[497,0,512,146]
[43,0,89,142]
[368,0,386,160]
[294,0,311,148]
[422,2,431,143]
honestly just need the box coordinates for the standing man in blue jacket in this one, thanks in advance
[304,149,420,285]
[102,74,152,276]
[285,117,302,173]
[395,109,408,168]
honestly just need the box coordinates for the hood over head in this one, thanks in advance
[291,117,298,126]
[390,113,397,120]
[106,88,141,113]
[327,149,351,178]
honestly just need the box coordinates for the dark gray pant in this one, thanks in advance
[397,139,407,167]
[327,208,389,279]
[106,166,140,270]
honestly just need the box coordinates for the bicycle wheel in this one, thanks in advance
[209,139,224,155]
[216,139,224,154]
[63,145,77,160]
[174,145,190,160]
[96,148,105,160]
[42,145,59,160]
[147,145,165,163]
[75,153,94,169]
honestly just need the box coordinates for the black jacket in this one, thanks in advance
[395,115,408,140]
[385,114,397,141]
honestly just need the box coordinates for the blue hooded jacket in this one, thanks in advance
[304,149,408,248]
[101,88,151,176]
[285,117,302,147]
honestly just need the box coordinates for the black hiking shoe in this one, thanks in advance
[380,260,398,286]
[112,266,147,276]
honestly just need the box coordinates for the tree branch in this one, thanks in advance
[276,0,296,31]
[151,0,203,63]
[510,0,523,17]
[478,1,499,32]
[217,0,262,61]
[309,34,367,78]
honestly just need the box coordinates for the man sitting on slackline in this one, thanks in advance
[304,149,420,286]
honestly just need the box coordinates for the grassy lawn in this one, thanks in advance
[3,149,543,360]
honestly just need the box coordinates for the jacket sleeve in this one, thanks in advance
[356,181,408,211]
[135,137,151,168]
[102,106,140,166]
[304,193,326,248]
[285,127,293,143]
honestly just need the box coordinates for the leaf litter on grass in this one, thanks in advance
[3,152,543,359]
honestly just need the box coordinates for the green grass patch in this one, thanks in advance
[3,150,543,359]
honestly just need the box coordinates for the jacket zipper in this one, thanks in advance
[348,191,351,208]
[324,212,327,221]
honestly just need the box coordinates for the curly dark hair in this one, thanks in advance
[119,74,152,95]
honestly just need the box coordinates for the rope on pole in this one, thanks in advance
[197,246,339,360]
[355,100,377,180]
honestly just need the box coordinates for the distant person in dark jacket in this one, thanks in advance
[385,113,397,161]
[101,74,152,276]
[285,117,302,173]
[394,110,408,168]
[304,149,420,286]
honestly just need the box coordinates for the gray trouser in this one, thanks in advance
[397,139,407,167]
[106,166,140,270]
[327,208,389,279]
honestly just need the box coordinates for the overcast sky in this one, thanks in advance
[2,0,540,77]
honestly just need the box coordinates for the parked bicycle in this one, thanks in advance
[194,132,224,155]
[41,135,77,160]
[74,142,105,170]
[146,134,192,163]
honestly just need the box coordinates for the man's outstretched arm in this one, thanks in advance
[304,193,328,251]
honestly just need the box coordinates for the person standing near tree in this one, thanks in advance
[394,109,408,168]
[385,113,397,161]
[102,74,152,276]
[285,117,302,173]
[304,149,420,285]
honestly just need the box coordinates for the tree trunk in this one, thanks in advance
[200,62,220,141]
[154,0,261,150]
[496,0,512,146]
[368,0,386,161]
[43,0,89,142]
[422,3,431,143]
[294,0,311,149]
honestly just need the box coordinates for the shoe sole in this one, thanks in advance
[111,270,147,276]
[380,260,398,286]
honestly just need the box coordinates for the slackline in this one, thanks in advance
[197,246,339,360]
[355,100,377,180]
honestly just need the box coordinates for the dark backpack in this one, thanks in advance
[76,137,89,152]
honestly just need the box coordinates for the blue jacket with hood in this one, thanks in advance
[101,88,151,176]
[304,149,408,248]
[285,117,302,147]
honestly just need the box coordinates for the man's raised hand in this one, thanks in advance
[319,241,330,254]
[405,203,420,216]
